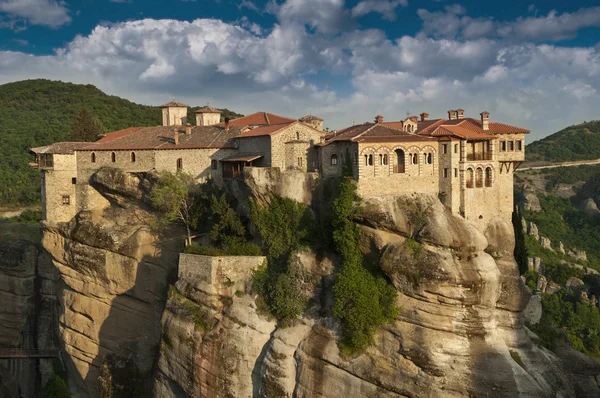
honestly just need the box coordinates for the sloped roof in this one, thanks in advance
[239,123,292,138]
[194,106,221,113]
[80,125,242,151]
[299,115,324,122]
[160,101,189,108]
[222,112,295,127]
[30,142,91,154]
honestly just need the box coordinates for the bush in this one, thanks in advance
[40,375,71,398]
[330,178,399,352]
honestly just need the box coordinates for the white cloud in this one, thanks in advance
[351,0,408,21]
[418,5,600,42]
[0,0,70,28]
[272,0,351,34]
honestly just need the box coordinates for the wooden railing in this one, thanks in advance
[467,153,492,161]
[393,165,405,174]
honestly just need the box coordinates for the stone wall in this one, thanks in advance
[284,141,313,172]
[77,149,156,183]
[162,107,187,126]
[319,141,356,177]
[237,136,271,167]
[154,148,237,183]
[178,254,265,286]
[356,141,439,198]
[43,154,78,223]
[270,124,322,171]
[496,133,526,162]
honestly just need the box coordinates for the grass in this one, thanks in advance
[168,285,212,331]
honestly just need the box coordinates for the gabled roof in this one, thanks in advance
[160,101,188,108]
[238,120,324,138]
[222,112,295,127]
[80,125,242,151]
[30,142,91,155]
[195,106,221,113]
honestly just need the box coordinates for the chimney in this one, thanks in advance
[375,115,384,124]
[173,128,179,145]
[224,117,230,131]
[185,123,192,135]
[447,110,457,120]
[456,109,464,119]
[480,111,490,131]
[420,112,429,121]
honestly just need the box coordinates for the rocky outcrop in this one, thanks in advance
[41,168,182,397]
[519,191,541,212]
[154,193,598,397]
[0,237,59,397]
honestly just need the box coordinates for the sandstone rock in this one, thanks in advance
[558,241,566,255]
[568,249,588,262]
[527,222,539,240]
[539,236,554,251]
[523,295,542,325]
[520,191,541,212]
[537,275,548,293]
[546,281,562,295]
[528,257,544,274]
[581,198,600,215]
[566,277,585,293]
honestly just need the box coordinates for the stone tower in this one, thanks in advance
[299,115,324,131]
[194,106,222,127]
[161,101,188,126]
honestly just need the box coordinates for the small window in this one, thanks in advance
[298,157,303,167]
[71,178,77,185]
[454,168,458,177]
[177,158,183,170]
[131,152,136,162]
[111,152,116,162]
[425,153,433,164]
[381,154,388,165]
[443,144,448,154]
[517,140,523,151]
[211,160,217,170]
[366,154,373,166]
[91,153,96,163]
[62,195,70,205]
[411,153,418,165]
[500,141,506,152]
[331,154,338,165]
[444,168,449,178]
[296,132,300,140]
[508,141,514,151]
[454,144,458,154]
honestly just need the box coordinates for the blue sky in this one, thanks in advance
[1,0,600,140]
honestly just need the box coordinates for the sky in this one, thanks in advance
[1,0,600,141]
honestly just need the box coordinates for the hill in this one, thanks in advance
[0,79,242,206]
[527,120,600,162]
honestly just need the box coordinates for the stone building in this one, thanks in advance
[317,110,529,228]
[31,102,528,230]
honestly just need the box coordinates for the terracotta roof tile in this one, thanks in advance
[239,123,291,138]
[221,112,295,127]
[80,125,242,151]
[194,106,221,113]
[160,101,188,108]
[30,142,91,155]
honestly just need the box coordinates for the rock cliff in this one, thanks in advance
[154,192,597,397]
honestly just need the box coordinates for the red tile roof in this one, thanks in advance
[221,112,295,127]
[239,123,292,138]
[30,142,91,154]
[80,125,242,151]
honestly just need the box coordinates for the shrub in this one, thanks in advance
[330,178,399,352]
[41,375,71,398]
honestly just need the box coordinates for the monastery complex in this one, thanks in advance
[31,102,529,230]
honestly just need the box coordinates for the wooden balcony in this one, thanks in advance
[466,153,492,161]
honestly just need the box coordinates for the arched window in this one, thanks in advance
[131,152,136,162]
[394,149,405,173]
[380,154,388,166]
[331,154,338,165]
[91,153,96,163]
[412,153,418,165]
[368,154,373,166]
[177,158,183,170]
[466,168,474,188]
[476,167,483,187]
[111,152,116,162]
[425,153,433,164]
[364,155,368,166]
[485,167,493,187]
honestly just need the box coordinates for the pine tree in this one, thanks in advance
[67,109,104,142]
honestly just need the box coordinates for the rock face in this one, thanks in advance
[0,238,59,397]
[41,168,182,397]
[153,193,598,397]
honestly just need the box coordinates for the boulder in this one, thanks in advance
[523,295,542,325]
[520,191,541,212]
[527,222,539,240]
[566,277,585,293]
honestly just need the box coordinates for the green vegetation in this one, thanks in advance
[540,164,600,192]
[0,209,41,224]
[527,120,600,162]
[0,79,243,207]
[0,79,161,205]
[330,178,399,353]
[251,196,315,324]
[168,285,211,330]
[41,360,70,398]
[524,194,600,269]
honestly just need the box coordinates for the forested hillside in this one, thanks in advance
[0,79,242,206]
[527,120,600,162]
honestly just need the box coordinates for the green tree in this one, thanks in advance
[67,109,105,142]
[150,171,198,245]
